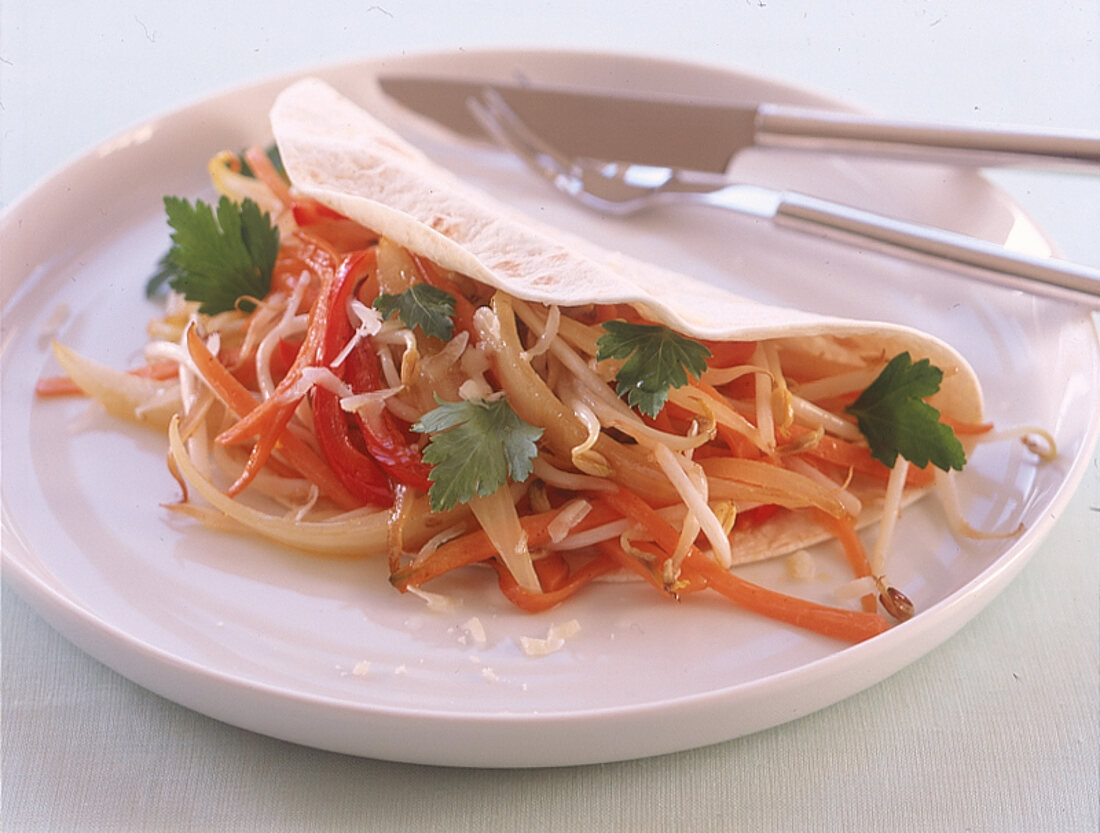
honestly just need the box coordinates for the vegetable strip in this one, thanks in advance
[598,486,890,642]
[185,325,361,509]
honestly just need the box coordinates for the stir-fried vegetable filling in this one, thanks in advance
[37,144,1055,643]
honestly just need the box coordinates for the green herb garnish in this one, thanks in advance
[146,195,279,314]
[596,320,711,418]
[373,284,456,341]
[412,397,543,512]
[846,351,966,471]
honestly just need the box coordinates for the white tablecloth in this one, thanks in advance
[3,2,1097,830]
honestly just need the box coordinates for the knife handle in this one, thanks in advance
[770,191,1100,303]
[755,103,1100,172]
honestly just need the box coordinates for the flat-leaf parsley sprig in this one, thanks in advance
[412,397,544,512]
[846,351,966,471]
[596,320,712,418]
[146,195,279,315]
[373,284,457,341]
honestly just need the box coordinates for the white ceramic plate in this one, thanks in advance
[3,50,1097,768]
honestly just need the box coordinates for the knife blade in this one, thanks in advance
[378,75,1100,173]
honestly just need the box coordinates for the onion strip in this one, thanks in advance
[168,415,389,556]
[467,488,540,592]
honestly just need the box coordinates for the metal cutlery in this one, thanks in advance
[467,90,1100,302]
[379,75,1100,174]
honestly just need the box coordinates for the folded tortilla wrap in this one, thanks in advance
[269,78,984,564]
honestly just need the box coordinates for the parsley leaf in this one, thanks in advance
[152,195,279,315]
[412,397,543,512]
[845,351,966,471]
[596,320,711,418]
[373,284,456,341]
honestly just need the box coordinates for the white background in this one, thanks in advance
[2,2,1097,831]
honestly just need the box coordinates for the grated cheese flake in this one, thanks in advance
[519,619,582,657]
[785,549,817,581]
[407,586,458,612]
[462,617,487,646]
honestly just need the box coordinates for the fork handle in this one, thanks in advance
[771,191,1100,302]
[755,104,1100,172]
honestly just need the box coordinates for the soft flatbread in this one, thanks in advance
[269,78,984,564]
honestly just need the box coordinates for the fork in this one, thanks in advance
[468,89,1100,302]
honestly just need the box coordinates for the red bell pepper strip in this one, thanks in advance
[312,384,393,506]
[342,340,433,491]
[309,248,396,505]
[319,250,433,492]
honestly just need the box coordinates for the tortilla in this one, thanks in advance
[269,78,985,564]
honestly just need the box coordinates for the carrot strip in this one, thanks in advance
[598,486,890,642]
[390,501,621,590]
[534,553,571,592]
[214,247,363,446]
[595,539,670,596]
[223,401,297,497]
[491,553,619,613]
[185,325,361,509]
[787,425,935,488]
[34,375,86,397]
[700,339,757,368]
[685,555,889,642]
[813,509,878,614]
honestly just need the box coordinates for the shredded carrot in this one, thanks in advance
[491,552,619,613]
[534,553,571,592]
[390,501,621,590]
[684,554,889,642]
[34,375,85,397]
[185,325,361,509]
[598,486,890,642]
[813,509,877,613]
[700,339,757,368]
[787,425,935,488]
[715,421,765,460]
[223,400,298,497]
[215,248,374,447]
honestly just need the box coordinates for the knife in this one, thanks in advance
[378,75,1100,173]
[380,75,1100,302]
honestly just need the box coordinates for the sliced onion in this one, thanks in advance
[784,456,863,518]
[700,457,848,516]
[546,499,593,543]
[521,304,561,360]
[167,416,390,556]
[531,456,616,493]
[52,341,181,429]
[467,488,540,592]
